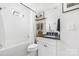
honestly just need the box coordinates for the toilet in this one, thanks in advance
[27,43,38,56]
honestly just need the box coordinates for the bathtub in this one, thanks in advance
[0,41,29,56]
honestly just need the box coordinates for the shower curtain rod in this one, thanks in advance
[20,3,36,13]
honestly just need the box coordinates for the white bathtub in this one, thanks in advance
[0,41,29,56]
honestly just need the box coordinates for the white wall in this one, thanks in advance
[30,3,61,35]
[57,4,79,56]
[45,4,61,32]
[61,6,79,49]
[0,3,31,48]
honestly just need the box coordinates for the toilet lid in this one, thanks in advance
[28,44,38,49]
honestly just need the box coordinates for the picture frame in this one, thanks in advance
[62,3,79,13]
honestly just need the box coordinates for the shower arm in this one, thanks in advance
[20,3,36,13]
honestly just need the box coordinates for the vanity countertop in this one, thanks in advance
[39,36,60,40]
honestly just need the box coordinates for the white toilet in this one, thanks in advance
[27,43,38,56]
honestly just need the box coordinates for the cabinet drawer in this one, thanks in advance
[38,41,56,47]
[37,37,56,46]
[38,41,56,56]
[38,40,56,46]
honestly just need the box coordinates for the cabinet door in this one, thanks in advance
[38,41,56,56]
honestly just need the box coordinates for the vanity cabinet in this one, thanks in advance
[37,37,56,56]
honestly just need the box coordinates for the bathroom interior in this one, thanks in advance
[0,3,79,56]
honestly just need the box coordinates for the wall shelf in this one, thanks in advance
[35,17,46,21]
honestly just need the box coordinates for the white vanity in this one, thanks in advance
[37,37,57,56]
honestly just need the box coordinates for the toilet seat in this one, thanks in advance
[27,44,38,52]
